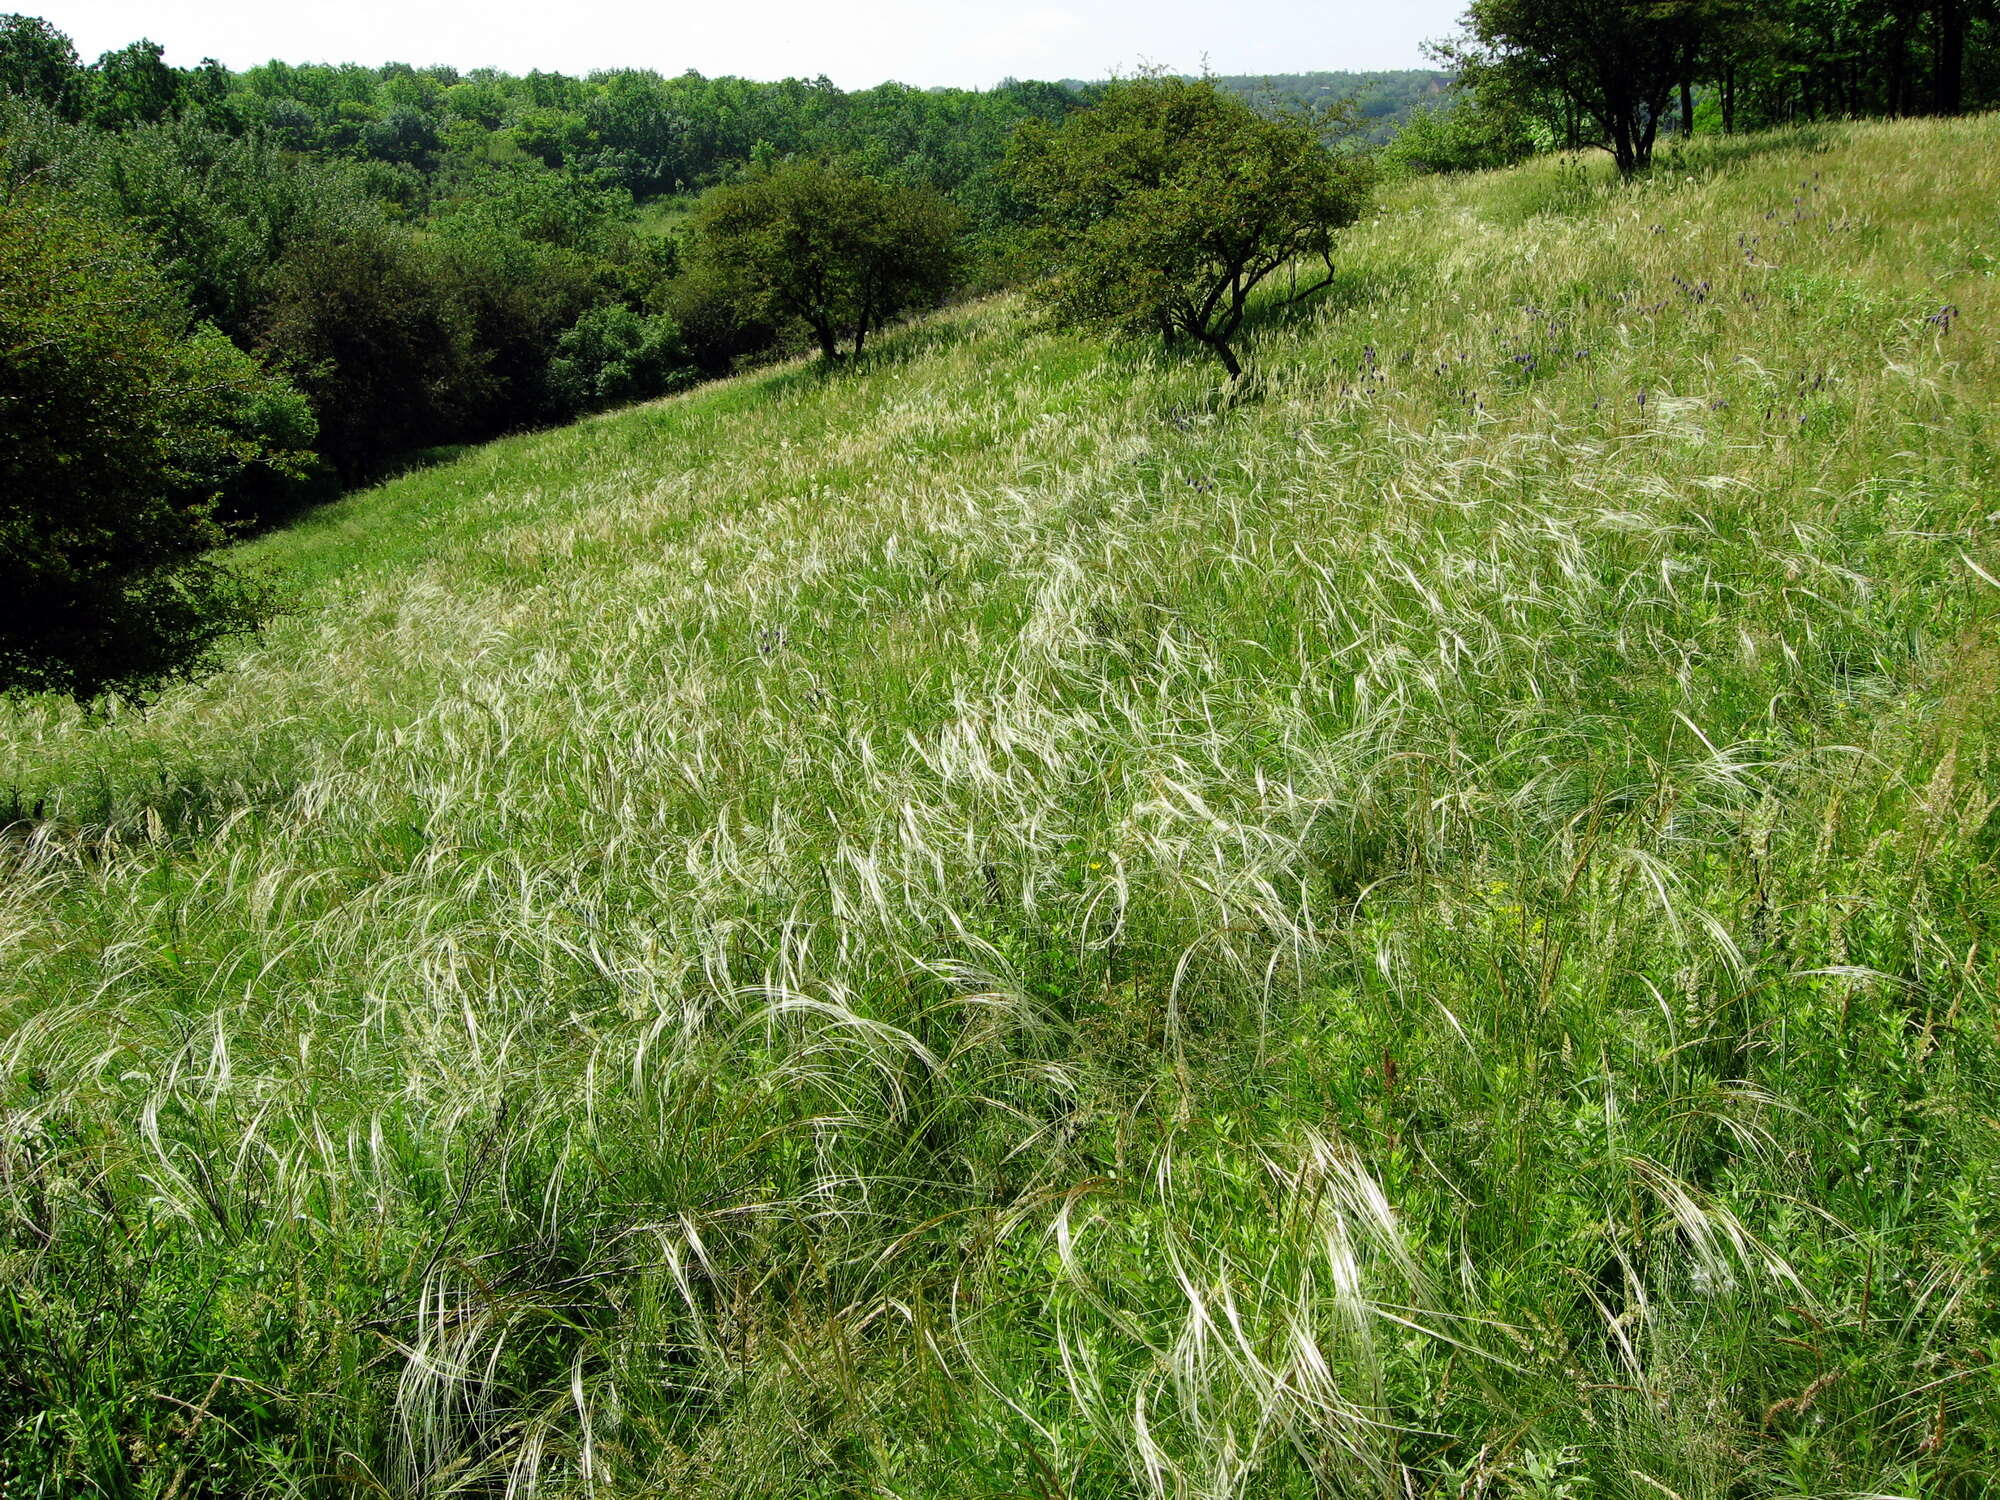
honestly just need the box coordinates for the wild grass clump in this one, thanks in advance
[2,115,1999,1497]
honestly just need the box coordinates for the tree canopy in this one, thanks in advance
[1439,0,1709,175]
[1006,75,1372,379]
[0,12,80,117]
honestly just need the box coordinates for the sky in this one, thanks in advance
[34,0,1466,90]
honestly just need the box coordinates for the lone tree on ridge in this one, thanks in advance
[1004,74,1373,380]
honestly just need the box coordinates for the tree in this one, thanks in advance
[362,106,442,168]
[1004,75,1371,380]
[1440,0,1708,175]
[88,39,185,129]
[0,196,313,699]
[684,160,961,363]
[0,12,82,118]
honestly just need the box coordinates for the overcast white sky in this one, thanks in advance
[32,1,1466,90]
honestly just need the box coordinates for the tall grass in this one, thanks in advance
[2,117,1998,1498]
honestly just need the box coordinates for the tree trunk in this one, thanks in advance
[814,320,840,362]
[1198,336,1242,380]
[1936,0,1967,114]
[1723,64,1736,134]
[1609,114,1635,176]
[855,281,876,359]
[1680,76,1695,139]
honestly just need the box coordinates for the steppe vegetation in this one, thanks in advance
[3,112,1998,1497]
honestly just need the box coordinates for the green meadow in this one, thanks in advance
[3,116,1999,1497]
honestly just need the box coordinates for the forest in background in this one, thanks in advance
[0,19,1102,500]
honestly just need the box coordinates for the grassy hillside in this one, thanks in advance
[4,118,1999,1498]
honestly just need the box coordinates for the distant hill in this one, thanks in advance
[1212,70,1454,141]
[1061,70,1454,142]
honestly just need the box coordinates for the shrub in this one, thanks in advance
[255,230,489,480]
[1381,96,1539,177]
[429,222,605,431]
[0,196,311,699]
[542,304,695,418]
[667,255,782,376]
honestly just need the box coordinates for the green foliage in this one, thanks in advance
[70,114,392,336]
[87,38,189,131]
[0,11,81,118]
[0,196,307,699]
[1380,94,1540,177]
[253,229,490,481]
[1209,69,1451,143]
[542,303,695,417]
[668,255,781,375]
[1429,0,2000,171]
[1007,75,1372,378]
[685,159,962,362]
[1441,0,1707,175]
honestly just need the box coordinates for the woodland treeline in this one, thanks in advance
[0,15,1105,499]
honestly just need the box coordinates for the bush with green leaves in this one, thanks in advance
[1381,95,1540,177]
[0,195,311,699]
[683,159,963,363]
[1005,74,1373,379]
[542,304,695,418]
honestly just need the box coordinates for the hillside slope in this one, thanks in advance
[3,119,1999,1498]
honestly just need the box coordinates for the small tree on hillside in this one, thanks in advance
[683,160,963,363]
[1004,75,1372,381]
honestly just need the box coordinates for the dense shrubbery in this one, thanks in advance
[1379,96,1539,177]
[0,194,309,698]
[0,95,700,493]
[543,304,694,416]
